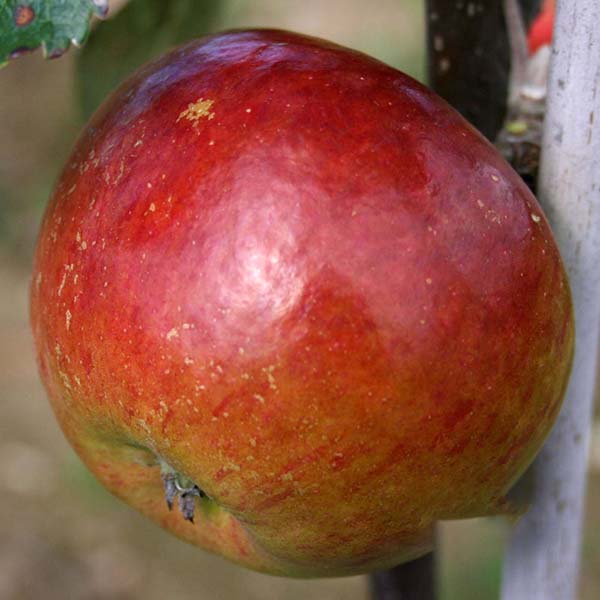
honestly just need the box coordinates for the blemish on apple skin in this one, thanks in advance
[531,213,541,223]
[76,232,88,250]
[113,159,125,185]
[57,272,67,297]
[65,309,72,331]
[485,209,502,224]
[137,419,152,436]
[262,365,278,390]
[14,5,35,27]
[166,327,179,341]
[177,98,216,129]
[58,370,72,391]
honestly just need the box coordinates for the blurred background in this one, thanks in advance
[0,1,598,598]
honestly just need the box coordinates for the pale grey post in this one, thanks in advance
[501,1,600,598]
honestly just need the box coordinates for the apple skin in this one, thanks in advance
[30,30,573,577]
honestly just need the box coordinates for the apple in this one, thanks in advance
[30,29,573,577]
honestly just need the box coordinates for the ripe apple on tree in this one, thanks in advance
[30,30,573,577]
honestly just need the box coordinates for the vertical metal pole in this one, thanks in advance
[501,1,600,598]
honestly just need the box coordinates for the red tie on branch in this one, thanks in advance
[497,0,556,188]
[528,0,555,54]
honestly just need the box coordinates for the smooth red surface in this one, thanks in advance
[31,30,573,576]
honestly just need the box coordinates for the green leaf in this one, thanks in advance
[0,0,108,66]
[76,0,223,121]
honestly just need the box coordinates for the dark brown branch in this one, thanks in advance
[369,553,436,600]
[426,0,541,141]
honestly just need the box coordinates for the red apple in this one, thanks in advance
[30,30,573,577]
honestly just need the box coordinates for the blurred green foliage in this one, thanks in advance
[60,453,117,510]
[440,518,505,600]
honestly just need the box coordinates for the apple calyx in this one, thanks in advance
[160,459,207,523]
